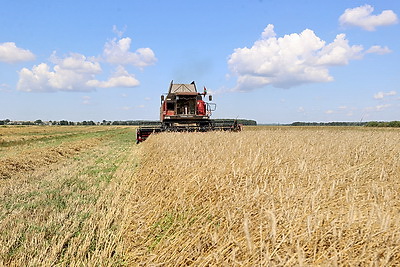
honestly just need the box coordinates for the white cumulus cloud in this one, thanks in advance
[50,52,102,74]
[228,24,365,91]
[103,37,157,67]
[17,53,140,92]
[17,53,101,92]
[316,33,363,65]
[339,5,398,31]
[112,25,126,38]
[373,90,397,99]
[375,104,391,111]
[16,33,156,92]
[0,83,11,92]
[366,103,392,112]
[365,45,392,55]
[0,42,35,63]
[87,66,139,88]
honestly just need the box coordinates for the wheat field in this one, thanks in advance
[123,127,400,265]
[1,126,399,266]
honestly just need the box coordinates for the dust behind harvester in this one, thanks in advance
[136,81,241,143]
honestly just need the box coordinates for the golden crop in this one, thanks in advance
[124,127,400,265]
[1,126,399,266]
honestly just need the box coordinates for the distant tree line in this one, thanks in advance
[107,119,257,126]
[290,121,400,127]
[0,119,38,125]
[0,119,96,126]
[4,119,397,127]
[108,120,161,126]
[364,121,400,127]
[53,120,97,125]
[0,119,11,125]
[291,122,367,126]
[1,119,257,126]
[213,119,257,126]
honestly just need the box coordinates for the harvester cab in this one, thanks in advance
[136,81,241,143]
[160,81,215,129]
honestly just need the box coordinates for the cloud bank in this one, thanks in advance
[228,24,367,91]
[103,37,157,67]
[0,42,35,63]
[17,37,155,92]
[339,5,398,31]
[17,53,139,92]
[373,90,397,100]
[87,66,139,88]
[365,45,392,55]
[227,24,391,91]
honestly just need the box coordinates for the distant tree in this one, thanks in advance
[365,121,400,127]
[34,119,43,125]
[365,121,377,127]
[387,121,400,127]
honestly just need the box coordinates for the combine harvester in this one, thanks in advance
[136,81,242,143]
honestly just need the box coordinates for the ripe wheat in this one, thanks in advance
[123,127,400,265]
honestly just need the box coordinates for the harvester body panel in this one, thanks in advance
[136,81,241,143]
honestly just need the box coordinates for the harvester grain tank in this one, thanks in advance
[136,81,241,143]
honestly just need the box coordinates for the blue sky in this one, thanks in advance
[0,0,399,123]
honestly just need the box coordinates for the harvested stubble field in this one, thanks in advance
[1,126,400,266]
[0,126,137,266]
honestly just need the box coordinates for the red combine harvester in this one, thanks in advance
[136,81,241,143]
